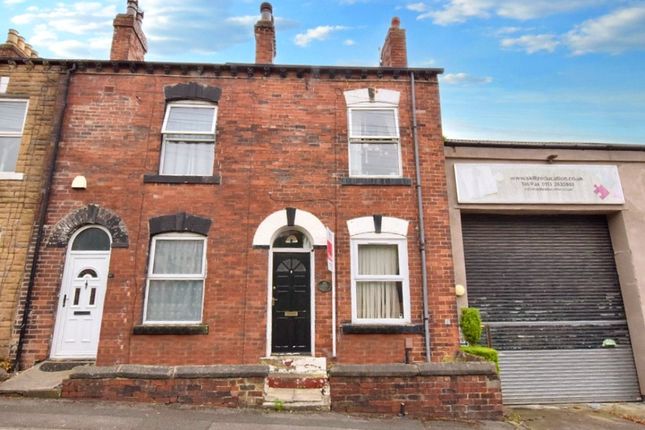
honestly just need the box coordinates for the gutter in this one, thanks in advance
[445,139,645,151]
[13,63,76,371]
[410,72,432,362]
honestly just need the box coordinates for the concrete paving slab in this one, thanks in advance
[507,404,645,430]
[0,362,82,397]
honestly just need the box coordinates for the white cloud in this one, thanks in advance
[495,26,523,35]
[565,4,645,55]
[343,39,356,46]
[6,0,299,60]
[295,25,348,47]
[501,34,559,53]
[406,2,427,13]
[441,72,493,85]
[418,0,606,24]
[9,1,118,58]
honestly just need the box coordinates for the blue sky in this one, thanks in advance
[2,0,644,144]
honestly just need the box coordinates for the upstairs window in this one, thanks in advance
[0,99,28,173]
[160,102,217,176]
[144,233,206,324]
[345,88,402,177]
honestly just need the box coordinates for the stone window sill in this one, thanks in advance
[341,177,412,186]
[341,323,423,334]
[0,172,24,181]
[132,324,209,335]
[143,174,220,185]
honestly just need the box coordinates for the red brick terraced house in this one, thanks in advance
[12,1,502,419]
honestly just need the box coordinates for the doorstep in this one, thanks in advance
[0,360,91,398]
[260,356,330,411]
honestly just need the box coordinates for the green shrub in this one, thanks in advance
[460,345,499,372]
[459,307,482,346]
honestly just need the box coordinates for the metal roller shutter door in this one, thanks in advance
[462,214,641,404]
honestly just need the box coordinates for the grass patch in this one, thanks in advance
[460,345,499,372]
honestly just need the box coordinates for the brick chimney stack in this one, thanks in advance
[255,2,276,64]
[0,29,38,58]
[110,0,147,61]
[380,17,407,68]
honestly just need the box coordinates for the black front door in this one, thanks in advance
[272,252,311,353]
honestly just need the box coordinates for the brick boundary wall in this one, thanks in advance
[62,364,268,407]
[329,363,503,420]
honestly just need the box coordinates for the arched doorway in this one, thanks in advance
[50,226,112,359]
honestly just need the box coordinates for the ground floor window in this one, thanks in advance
[348,216,410,324]
[144,233,206,323]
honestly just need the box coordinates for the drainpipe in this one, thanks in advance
[13,62,77,371]
[410,71,431,362]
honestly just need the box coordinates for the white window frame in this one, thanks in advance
[0,98,29,179]
[143,232,207,325]
[159,101,217,176]
[349,232,410,325]
[347,106,403,178]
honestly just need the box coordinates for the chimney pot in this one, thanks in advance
[260,2,273,21]
[391,17,401,28]
[127,0,138,15]
[7,29,19,44]
[1,29,38,58]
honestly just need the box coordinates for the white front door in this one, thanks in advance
[51,252,110,359]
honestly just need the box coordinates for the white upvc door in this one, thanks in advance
[51,251,110,359]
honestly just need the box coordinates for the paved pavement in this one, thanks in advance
[0,397,643,429]
[0,363,77,398]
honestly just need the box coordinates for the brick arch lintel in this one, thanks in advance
[149,212,212,236]
[164,82,221,103]
[47,204,129,248]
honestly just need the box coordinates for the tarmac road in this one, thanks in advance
[0,397,643,429]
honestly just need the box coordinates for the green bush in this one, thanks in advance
[460,345,499,372]
[459,307,482,346]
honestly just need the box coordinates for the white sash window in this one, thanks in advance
[160,103,217,176]
[144,233,206,324]
[348,215,411,325]
[0,99,28,175]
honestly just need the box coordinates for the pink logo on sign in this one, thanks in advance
[594,184,610,200]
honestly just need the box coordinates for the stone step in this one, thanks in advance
[267,374,327,389]
[262,386,330,411]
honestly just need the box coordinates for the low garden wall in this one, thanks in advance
[328,362,502,420]
[62,364,268,407]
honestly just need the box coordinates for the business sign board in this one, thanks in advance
[455,163,624,205]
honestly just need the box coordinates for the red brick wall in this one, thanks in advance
[330,373,503,420]
[19,66,458,368]
[62,377,265,407]
[255,24,275,64]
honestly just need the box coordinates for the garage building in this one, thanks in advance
[445,139,645,404]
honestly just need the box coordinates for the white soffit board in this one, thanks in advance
[454,163,625,204]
